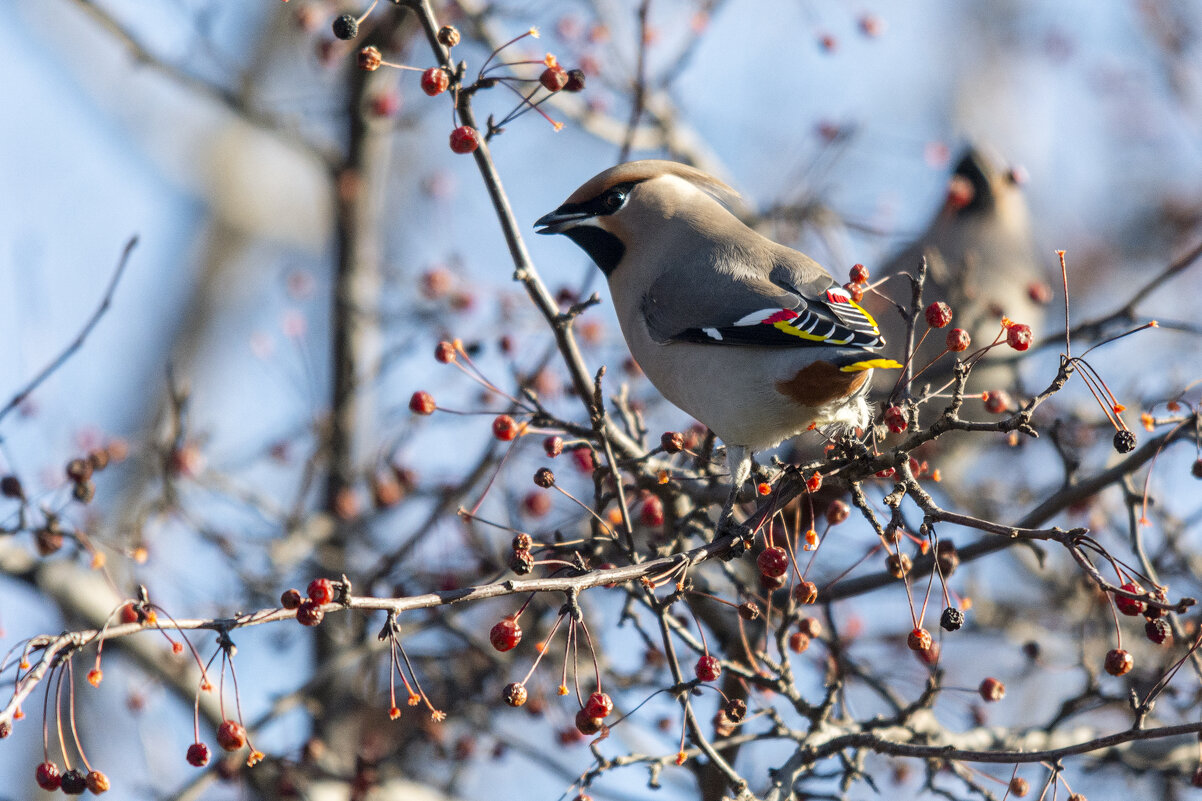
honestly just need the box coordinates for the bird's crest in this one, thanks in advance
[564,160,740,207]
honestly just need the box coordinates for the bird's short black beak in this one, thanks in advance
[534,207,592,235]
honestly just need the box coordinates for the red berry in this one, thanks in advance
[825,499,849,526]
[924,301,952,328]
[119,602,141,624]
[449,126,480,154]
[522,491,551,517]
[540,65,568,91]
[421,67,449,96]
[217,720,247,751]
[1009,777,1030,797]
[1104,648,1133,676]
[1006,322,1033,351]
[369,92,399,120]
[1115,582,1145,616]
[945,328,971,352]
[757,546,789,578]
[884,406,907,434]
[492,414,519,441]
[845,282,865,303]
[296,600,324,626]
[574,708,604,735]
[982,390,1012,414]
[787,631,810,653]
[543,435,564,457]
[979,677,1005,701]
[489,617,522,652]
[849,263,869,285]
[434,341,456,363]
[409,391,436,415]
[660,431,685,453]
[1028,281,1053,304]
[906,627,932,651]
[307,577,334,605]
[1145,618,1170,644]
[695,655,721,682]
[806,472,822,492]
[571,448,595,474]
[583,691,613,719]
[36,761,62,791]
[640,495,665,527]
[187,742,211,767]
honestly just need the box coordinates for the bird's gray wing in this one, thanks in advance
[642,248,887,350]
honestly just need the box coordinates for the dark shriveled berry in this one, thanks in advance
[533,467,555,488]
[296,600,324,626]
[502,682,527,707]
[437,25,460,47]
[940,607,964,631]
[508,549,534,574]
[61,769,87,795]
[332,13,359,40]
[564,69,586,92]
[724,698,747,721]
[1113,430,1136,454]
[281,589,302,610]
[1145,618,1170,644]
[574,708,604,735]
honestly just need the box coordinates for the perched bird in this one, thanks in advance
[872,146,1047,396]
[535,160,900,521]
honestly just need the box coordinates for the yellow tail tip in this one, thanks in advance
[840,358,903,373]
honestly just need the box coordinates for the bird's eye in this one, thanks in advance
[602,189,627,211]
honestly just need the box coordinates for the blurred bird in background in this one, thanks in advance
[535,160,900,524]
[870,146,1050,403]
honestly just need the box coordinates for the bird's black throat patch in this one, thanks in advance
[565,227,625,277]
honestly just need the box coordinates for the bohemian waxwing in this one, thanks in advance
[535,160,901,521]
[870,147,1047,397]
